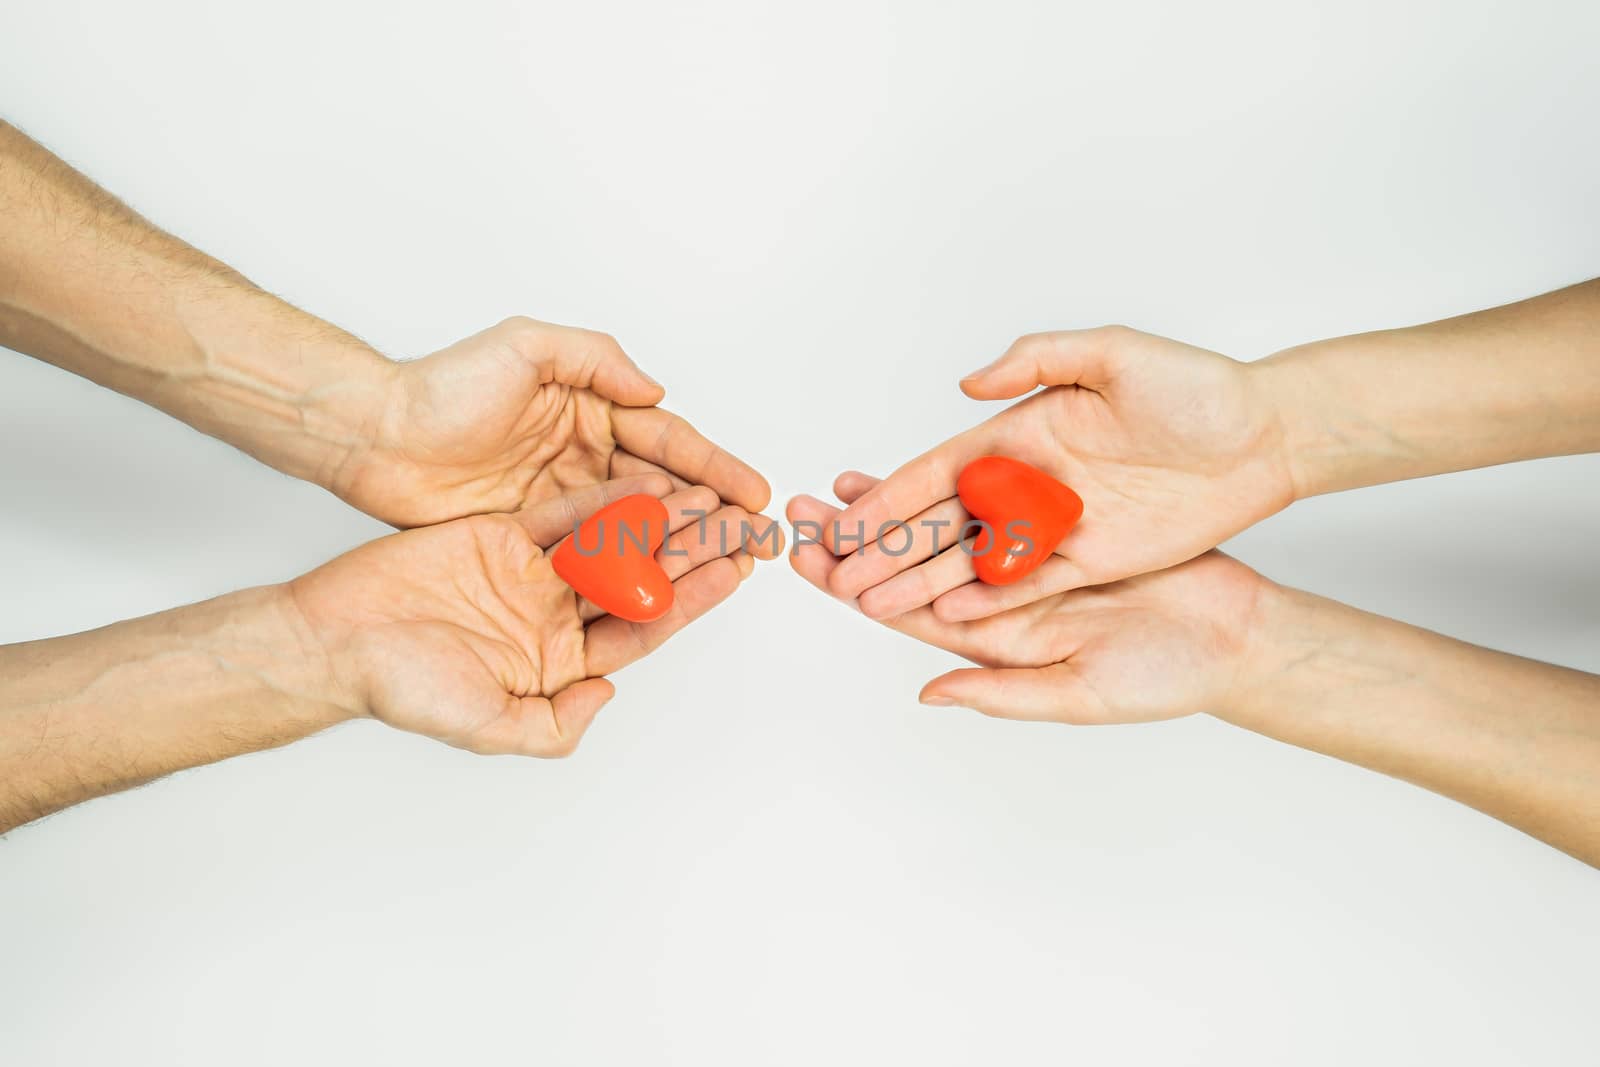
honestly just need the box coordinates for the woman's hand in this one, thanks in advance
[793,475,1600,865]
[334,317,772,528]
[789,474,1273,724]
[292,475,771,756]
[807,327,1293,622]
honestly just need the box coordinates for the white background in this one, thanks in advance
[2,1,1598,1063]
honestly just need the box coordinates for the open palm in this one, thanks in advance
[291,477,765,756]
[335,317,771,528]
[812,326,1292,621]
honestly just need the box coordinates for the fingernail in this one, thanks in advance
[920,695,956,707]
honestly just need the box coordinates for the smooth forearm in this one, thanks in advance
[1252,279,1600,498]
[1223,584,1600,865]
[0,586,353,833]
[0,121,393,492]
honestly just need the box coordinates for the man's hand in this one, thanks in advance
[0,124,772,531]
[292,475,769,756]
[808,327,1294,622]
[334,317,772,529]
[0,476,774,831]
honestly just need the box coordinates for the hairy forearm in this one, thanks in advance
[1224,585,1600,865]
[0,587,352,833]
[0,120,393,492]
[1253,279,1600,498]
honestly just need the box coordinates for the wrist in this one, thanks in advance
[1245,347,1329,504]
[276,578,372,722]
[1215,578,1323,730]
[244,584,365,726]
[292,334,400,501]
[168,281,398,494]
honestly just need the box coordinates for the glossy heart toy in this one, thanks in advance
[551,494,674,622]
[956,456,1084,586]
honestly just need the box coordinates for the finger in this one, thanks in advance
[787,495,989,655]
[584,557,744,676]
[747,512,784,560]
[659,504,766,578]
[656,499,781,565]
[821,436,984,555]
[611,405,772,512]
[568,484,717,623]
[857,544,978,621]
[797,537,984,653]
[732,549,756,581]
[785,494,851,591]
[832,470,879,504]
[494,316,665,407]
[609,448,693,493]
[932,554,1092,622]
[463,678,616,757]
[826,494,969,601]
[573,500,771,623]
[918,664,1097,722]
[790,538,854,604]
[831,471,1090,620]
[958,327,1123,400]
[662,485,723,533]
[511,474,674,547]
[610,454,780,560]
[547,678,617,753]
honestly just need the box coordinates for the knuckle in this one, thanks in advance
[1006,333,1043,359]
[498,314,539,335]
[688,438,720,483]
[582,329,624,359]
[824,564,850,593]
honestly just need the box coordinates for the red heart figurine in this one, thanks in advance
[957,457,1084,586]
[551,494,674,622]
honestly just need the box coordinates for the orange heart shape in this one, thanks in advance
[551,494,675,622]
[957,456,1084,586]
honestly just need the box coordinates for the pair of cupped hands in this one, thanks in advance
[299,316,1293,757]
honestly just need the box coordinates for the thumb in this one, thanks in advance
[459,678,616,757]
[959,327,1124,400]
[511,474,674,548]
[549,330,666,408]
[918,663,1097,722]
[546,677,616,753]
[496,317,666,406]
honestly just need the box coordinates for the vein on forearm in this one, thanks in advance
[0,119,393,492]
[0,588,350,833]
